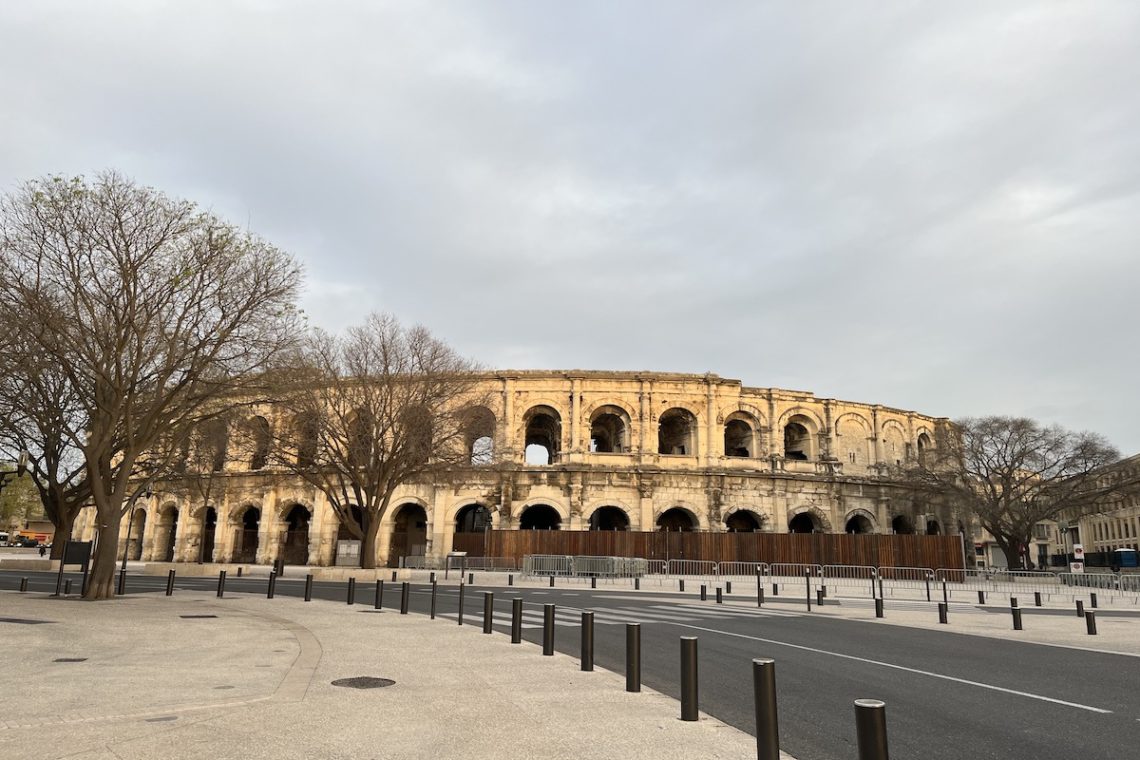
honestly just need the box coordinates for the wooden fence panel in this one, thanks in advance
[464,530,964,569]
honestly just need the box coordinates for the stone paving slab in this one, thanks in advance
[0,591,791,760]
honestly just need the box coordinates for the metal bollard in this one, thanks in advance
[938,602,948,624]
[216,570,226,598]
[626,623,641,692]
[237,567,242,577]
[753,658,780,760]
[267,570,276,599]
[716,587,723,604]
[117,568,126,596]
[549,575,555,588]
[875,598,884,618]
[816,588,824,607]
[1034,591,1042,607]
[1011,596,1018,608]
[680,637,699,721]
[772,582,778,596]
[391,570,397,582]
[942,580,948,605]
[591,576,597,589]
[805,570,812,611]
[468,572,474,585]
[1086,610,1098,636]
[1012,607,1023,631]
[679,579,685,592]
[508,574,514,586]
[542,604,555,655]
[877,576,883,600]
[304,574,313,602]
[482,592,493,633]
[375,580,383,609]
[1076,600,1085,617]
[430,581,437,619]
[925,574,932,602]
[511,598,523,643]
[701,585,707,601]
[458,583,465,625]
[1091,592,1098,609]
[634,577,640,590]
[581,611,594,671]
[854,699,889,760]
[347,577,356,605]
[166,569,176,596]
[820,585,827,599]
[64,579,72,595]
[758,585,765,607]
[400,582,410,615]
[726,581,732,594]
[978,590,986,604]
[19,577,28,592]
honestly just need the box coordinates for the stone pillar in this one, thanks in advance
[570,375,581,458]
[871,406,883,466]
[772,483,789,533]
[638,380,650,460]
[500,376,515,463]
[139,505,158,561]
[767,393,779,456]
[706,378,717,467]
[255,497,278,565]
[173,509,197,563]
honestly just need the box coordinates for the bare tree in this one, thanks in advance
[272,313,485,568]
[0,172,303,598]
[900,416,1125,569]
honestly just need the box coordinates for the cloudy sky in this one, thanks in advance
[3,2,1138,452]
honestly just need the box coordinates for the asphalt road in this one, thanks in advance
[6,570,1139,760]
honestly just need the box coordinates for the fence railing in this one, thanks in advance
[770,563,823,578]
[522,555,648,578]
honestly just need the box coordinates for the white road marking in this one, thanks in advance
[666,622,1114,715]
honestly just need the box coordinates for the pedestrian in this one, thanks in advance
[38,545,47,558]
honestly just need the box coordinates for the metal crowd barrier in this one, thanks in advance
[718,561,769,578]
[666,559,717,578]
[770,563,823,579]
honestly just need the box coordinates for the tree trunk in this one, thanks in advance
[84,519,124,600]
[49,509,77,561]
[999,541,1024,570]
[359,514,381,570]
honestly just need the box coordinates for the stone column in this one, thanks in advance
[569,375,581,459]
[706,378,717,467]
[871,406,883,466]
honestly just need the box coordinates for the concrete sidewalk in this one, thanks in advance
[0,590,790,760]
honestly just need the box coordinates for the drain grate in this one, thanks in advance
[179,615,218,619]
[331,677,396,689]
[53,657,87,663]
[1,617,51,625]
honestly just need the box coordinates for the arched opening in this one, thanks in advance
[519,504,562,530]
[589,506,630,531]
[656,507,698,532]
[200,507,217,563]
[347,408,374,469]
[891,515,915,535]
[926,519,941,535]
[196,418,229,473]
[128,509,146,560]
[725,510,763,532]
[917,433,932,465]
[783,416,814,461]
[464,406,496,465]
[658,408,696,455]
[590,407,630,453]
[235,507,261,563]
[159,507,179,562]
[724,419,753,458]
[845,514,874,534]
[295,413,320,468]
[524,406,561,465]
[400,405,433,466]
[282,505,311,565]
[389,503,428,567]
[248,416,271,471]
[455,504,491,533]
[788,512,820,534]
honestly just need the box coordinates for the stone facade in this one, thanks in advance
[73,370,955,567]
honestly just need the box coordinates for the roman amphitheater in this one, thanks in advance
[74,370,956,568]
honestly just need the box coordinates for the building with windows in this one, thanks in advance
[72,370,958,567]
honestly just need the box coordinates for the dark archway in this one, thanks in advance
[891,515,915,535]
[200,507,217,563]
[726,510,763,532]
[519,504,562,530]
[524,406,561,465]
[248,416,271,471]
[724,419,753,458]
[926,519,941,535]
[656,507,698,532]
[845,514,874,534]
[464,406,496,465]
[784,420,812,460]
[235,507,261,563]
[590,407,630,453]
[658,409,696,455]
[283,505,311,565]
[389,503,428,567]
[455,504,491,533]
[788,512,819,534]
[589,506,630,531]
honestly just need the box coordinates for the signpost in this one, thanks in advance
[1070,543,1085,574]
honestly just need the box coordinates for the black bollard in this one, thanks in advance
[508,574,514,586]
[816,588,824,607]
[430,581,437,619]
[391,570,397,582]
[304,574,313,602]
[117,568,126,596]
[542,604,555,655]
[458,583,465,625]
[758,585,765,607]
[1012,607,1023,631]
[679,579,685,592]
[375,580,383,610]
[166,569,176,596]
[1086,610,1098,636]
[549,575,555,588]
[1034,591,1042,607]
[64,579,73,595]
[925,574,932,602]
[716,587,723,604]
[877,576,883,600]
[267,570,276,599]
[400,582,410,615]
[701,585,707,601]
[726,581,732,594]
[753,658,780,760]
[978,590,986,604]
[680,637,699,721]
[875,598,884,618]
[216,570,226,598]
[773,582,778,596]
[938,602,948,624]
[626,623,641,692]
[805,570,812,611]
[482,592,493,633]
[1011,596,1018,608]
[511,598,523,643]
[634,577,640,590]
[237,567,242,578]
[429,571,436,584]
[1076,600,1085,617]
[468,572,474,585]
[854,699,889,760]
[591,576,597,589]
[347,577,356,605]
[942,580,948,605]
[581,611,594,671]
[1091,592,1098,609]
[19,577,28,593]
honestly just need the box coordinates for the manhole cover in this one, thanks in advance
[53,657,87,663]
[180,615,218,619]
[331,677,395,689]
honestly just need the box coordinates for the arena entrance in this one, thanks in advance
[388,503,428,567]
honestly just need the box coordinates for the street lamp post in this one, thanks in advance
[120,486,153,572]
